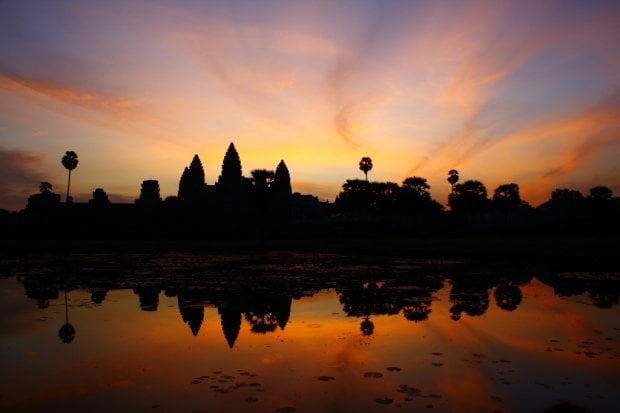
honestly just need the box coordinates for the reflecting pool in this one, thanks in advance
[1,252,619,412]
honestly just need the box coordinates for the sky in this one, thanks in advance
[1,0,619,211]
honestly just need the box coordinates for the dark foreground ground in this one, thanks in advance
[1,235,618,271]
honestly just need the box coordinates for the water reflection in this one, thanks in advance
[11,254,620,346]
[1,252,619,413]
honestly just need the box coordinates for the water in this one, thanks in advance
[1,252,619,413]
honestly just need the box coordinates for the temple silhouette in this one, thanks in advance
[1,141,619,241]
[12,142,303,239]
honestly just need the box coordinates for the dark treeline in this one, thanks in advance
[1,145,619,241]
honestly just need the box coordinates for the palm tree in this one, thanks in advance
[39,181,53,194]
[359,157,373,181]
[61,151,79,202]
[447,169,459,193]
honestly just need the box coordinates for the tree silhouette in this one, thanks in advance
[58,290,76,344]
[550,188,584,202]
[402,176,431,199]
[447,169,459,193]
[28,182,61,210]
[336,179,372,214]
[61,151,78,203]
[39,181,53,194]
[251,169,275,229]
[251,169,275,192]
[449,179,489,220]
[588,185,612,201]
[492,183,523,216]
[359,157,373,182]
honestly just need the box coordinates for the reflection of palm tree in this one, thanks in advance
[58,290,75,344]
[360,317,374,336]
[61,151,79,202]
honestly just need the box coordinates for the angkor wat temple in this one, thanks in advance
[15,142,324,238]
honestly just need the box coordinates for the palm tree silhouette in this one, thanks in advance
[61,151,79,203]
[447,169,459,193]
[58,290,76,344]
[359,157,373,182]
[39,181,53,194]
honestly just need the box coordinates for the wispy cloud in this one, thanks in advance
[538,88,620,178]
[322,2,405,148]
[0,70,141,116]
[0,67,193,147]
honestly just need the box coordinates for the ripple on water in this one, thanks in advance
[386,366,402,372]
[375,398,394,405]
[363,371,383,378]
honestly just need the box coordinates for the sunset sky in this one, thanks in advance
[1,0,619,211]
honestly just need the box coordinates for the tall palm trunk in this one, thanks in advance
[66,170,72,202]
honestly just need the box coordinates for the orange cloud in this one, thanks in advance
[0,71,141,116]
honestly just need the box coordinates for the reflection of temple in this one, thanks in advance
[127,285,294,348]
[177,291,205,336]
[134,287,161,312]
[177,291,293,348]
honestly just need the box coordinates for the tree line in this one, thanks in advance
[331,157,619,234]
